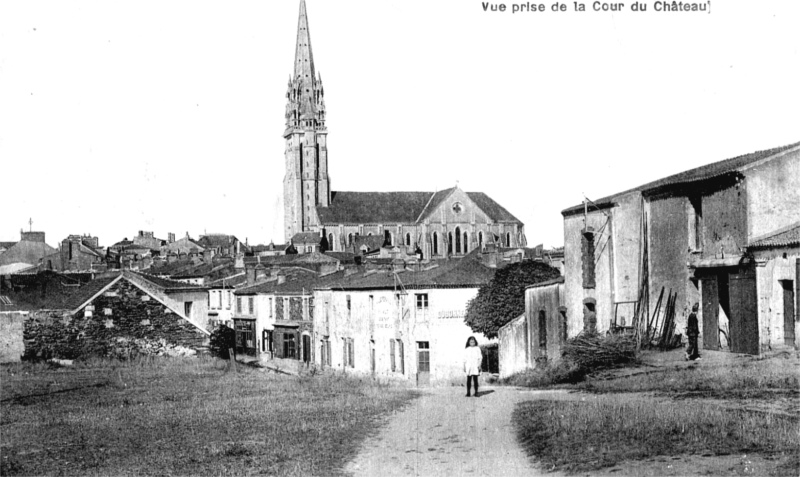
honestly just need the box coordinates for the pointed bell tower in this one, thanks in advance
[284,0,330,241]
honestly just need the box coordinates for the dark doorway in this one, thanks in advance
[538,310,547,354]
[302,334,311,363]
[262,329,273,356]
[701,276,720,350]
[728,266,758,355]
[782,280,796,347]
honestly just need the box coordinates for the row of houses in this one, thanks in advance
[500,142,800,377]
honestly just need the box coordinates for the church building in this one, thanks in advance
[283,1,526,258]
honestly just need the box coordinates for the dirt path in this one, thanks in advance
[345,386,565,477]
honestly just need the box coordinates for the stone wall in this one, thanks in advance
[22,279,209,360]
[0,312,25,363]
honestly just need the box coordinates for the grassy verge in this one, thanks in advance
[514,398,800,475]
[1,356,417,476]
[577,356,799,399]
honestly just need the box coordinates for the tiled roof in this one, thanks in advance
[748,224,800,249]
[353,235,386,252]
[243,252,340,267]
[197,234,247,252]
[562,141,800,216]
[466,192,521,223]
[323,252,358,263]
[291,232,321,244]
[0,240,58,267]
[207,272,248,289]
[317,191,435,224]
[132,272,208,291]
[317,189,523,225]
[319,251,495,290]
[1,272,121,311]
[525,276,565,290]
[235,268,330,295]
[0,241,17,249]
[251,243,289,252]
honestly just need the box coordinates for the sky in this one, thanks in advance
[1,0,798,249]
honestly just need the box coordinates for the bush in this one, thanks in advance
[209,325,235,359]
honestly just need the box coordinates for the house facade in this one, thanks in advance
[560,142,800,354]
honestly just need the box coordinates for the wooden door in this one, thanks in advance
[729,267,759,355]
[782,281,796,347]
[416,341,430,386]
[701,277,720,350]
[302,335,311,363]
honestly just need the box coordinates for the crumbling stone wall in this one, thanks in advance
[22,279,208,360]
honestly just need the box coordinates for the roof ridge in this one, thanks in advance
[748,221,800,246]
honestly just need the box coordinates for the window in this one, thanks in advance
[216,291,222,309]
[390,339,396,372]
[506,232,511,247]
[397,340,405,374]
[448,232,453,255]
[321,338,331,368]
[415,293,429,309]
[463,232,468,253]
[384,230,392,246]
[348,233,354,246]
[689,195,703,251]
[369,295,374,312]
[405,233,411,246]
[269,297,273,318]
[433,232,439,255]
[478,231,483,248]
[226,291,232,309]
[538,310,547,350]
[184,302,193,317]
[248,297,254,315]
[346,295,351,314]
[342,337,355,368]
[328,233,334,251]
[283,333,296,359]
[236,296,242,314]
[582,231,596,289]
[455,227,461,254]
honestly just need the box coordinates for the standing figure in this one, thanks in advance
[463,336,483,397]
[686,303,701,361]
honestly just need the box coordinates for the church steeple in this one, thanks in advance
[283,0,330,242]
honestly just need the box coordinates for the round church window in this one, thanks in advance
[452,202,463,214]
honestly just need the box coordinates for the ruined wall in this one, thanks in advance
[0,312,26,363]
[22,280,209,360]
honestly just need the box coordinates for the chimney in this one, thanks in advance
[277,274,286,285]
[168,233,175,243]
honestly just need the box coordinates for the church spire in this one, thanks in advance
[294,0,315,83]
[283,0,330,242]
[285,0,325,130]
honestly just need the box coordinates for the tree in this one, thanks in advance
[465,261,561,339]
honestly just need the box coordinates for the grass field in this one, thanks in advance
[512,354,800,475]
[577,355,799,399]
[0,357,417,476]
